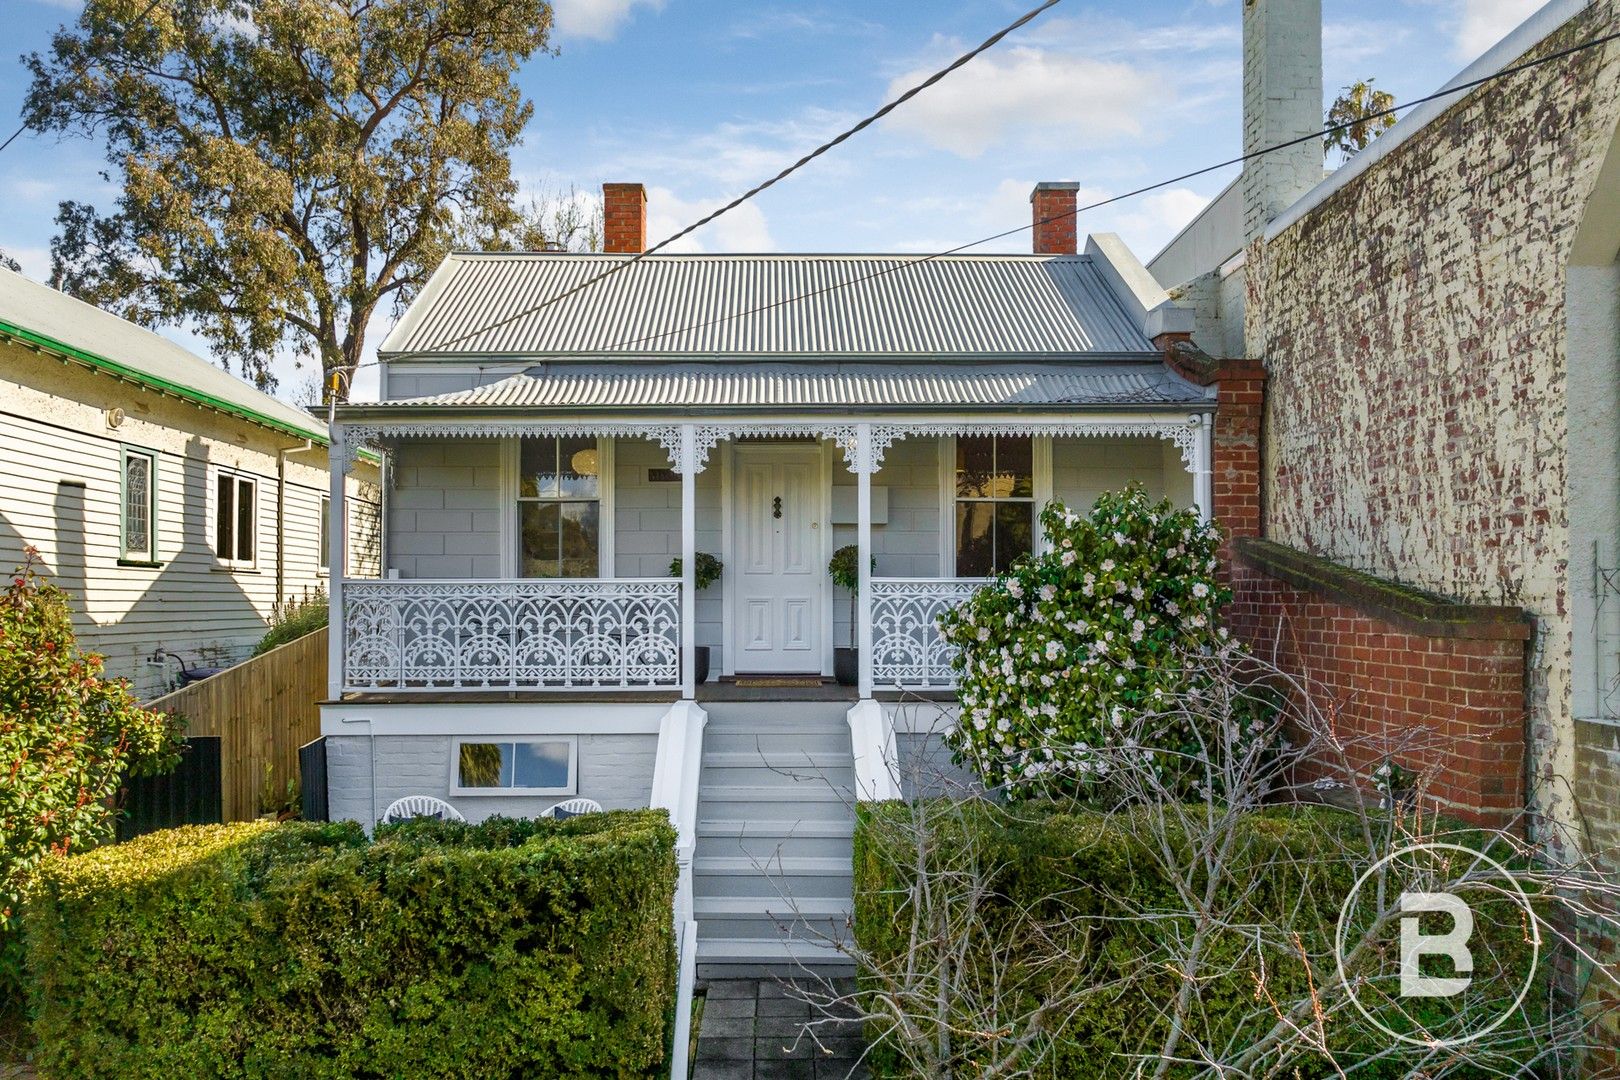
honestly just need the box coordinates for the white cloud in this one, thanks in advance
[646,186,773,253]
[1452,0,1544,61]
[2,245,53,281]
[551,0,663,42]
[880,44,1164,158]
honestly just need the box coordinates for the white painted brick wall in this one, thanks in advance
[325,732,658,826]
[1241,0,1324,244]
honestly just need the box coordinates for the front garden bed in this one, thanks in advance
[25,811,677,1079]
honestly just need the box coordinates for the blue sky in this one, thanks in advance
[0,0,1549,401]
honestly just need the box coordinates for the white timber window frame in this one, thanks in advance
[213,468,259,570]
[501,437,615,578]
[118,446,159,565]
[938,435,1051,576]
[448,736,579,797]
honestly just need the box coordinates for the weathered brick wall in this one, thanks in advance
[1247,3,1620,842]
[1230,540,1530,824]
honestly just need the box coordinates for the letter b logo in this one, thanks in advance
[1398,891,1474,998]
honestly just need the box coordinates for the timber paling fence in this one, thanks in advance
[136,626,328,827]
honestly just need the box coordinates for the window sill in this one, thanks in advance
[117,558,163,569]
[211,565,260,574]
[449,788,577,798]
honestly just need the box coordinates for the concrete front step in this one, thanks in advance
[697,819,855,838]
[696,935,851,967]
[694,895,850,918]
[702,750,855,769]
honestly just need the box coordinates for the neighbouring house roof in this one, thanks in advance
[0,266,330,444]
[379,252,1163,359]
[382,362,1214,412]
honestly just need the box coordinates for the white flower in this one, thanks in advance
[1165,600,1180,616]
[1008,579,1024,599]
[1114,581,1127,594]
[977,626,990,641]
[1062,550,1078,567]
[1111,531,1127,545]
[1101,559,1116,572]
[1131,585,1144,602]
[1044,640,1062,660]
[1039,584,1056,602]
[1115,674,1126,686]
[1192,582,1210,599]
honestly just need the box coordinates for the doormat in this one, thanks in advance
[732,676,825,688]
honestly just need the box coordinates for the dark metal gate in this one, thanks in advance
[118,736,223,841]
[298,737,329,822]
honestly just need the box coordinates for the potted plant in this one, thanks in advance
[669,552,723,685]
[828,544,873,686]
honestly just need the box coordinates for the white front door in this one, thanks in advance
[732,445,823,673]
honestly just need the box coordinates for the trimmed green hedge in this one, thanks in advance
[854,801,1546,1078]
[26,811,677,1079]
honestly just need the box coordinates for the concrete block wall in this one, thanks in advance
[386,439,504,578]
[325,731,658,825]
[614,437,723,667]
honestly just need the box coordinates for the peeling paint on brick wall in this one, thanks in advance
[1247,5,1620,842]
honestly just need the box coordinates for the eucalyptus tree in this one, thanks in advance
[25,0,555,396]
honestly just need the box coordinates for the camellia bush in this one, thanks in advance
[940,484,1241,797]
[0,550,180,998]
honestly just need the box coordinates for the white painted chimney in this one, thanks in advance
[1241,0,1323,241]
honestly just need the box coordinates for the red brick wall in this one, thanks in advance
[1030,183,1078,256]
[1229,546,1529,826]
[1213,359,1264,545]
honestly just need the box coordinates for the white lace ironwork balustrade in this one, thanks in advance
[342,580,681,691]
[869,578,987,689]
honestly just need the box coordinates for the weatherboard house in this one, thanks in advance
[319,180,1246,966]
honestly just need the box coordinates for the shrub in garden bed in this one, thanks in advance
[26,811,677,1079]
[852,800,1548,1078]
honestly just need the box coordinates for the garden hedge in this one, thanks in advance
[26,810,677,1079]
[853,801,1547,1078]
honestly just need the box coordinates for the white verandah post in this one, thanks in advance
[680,423,697,699]
[856,422,874,699]
[327,423,348,699]
[1193,414,1214,522]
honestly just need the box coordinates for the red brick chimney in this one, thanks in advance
[1031,182,1080,255]
[602,182,647,254]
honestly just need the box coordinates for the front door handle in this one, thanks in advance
[772,496,783,519]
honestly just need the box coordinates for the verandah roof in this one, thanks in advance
[377,361,1215,413]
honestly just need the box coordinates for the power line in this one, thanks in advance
[580,24,1620,353]
[426,0,1065,352]
[0,125,24,155]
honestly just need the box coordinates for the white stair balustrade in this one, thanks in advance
[869,578,986,690]
[341,579,681,691]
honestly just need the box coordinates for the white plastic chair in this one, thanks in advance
[541,797,602,820]
[380,795,465,825]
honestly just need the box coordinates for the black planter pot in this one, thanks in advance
[692,646,711,687]
[833,647,859,687]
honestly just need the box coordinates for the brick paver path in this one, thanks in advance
[692,978,867,1079]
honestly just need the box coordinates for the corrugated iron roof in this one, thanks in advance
[380,253,1158,358]
[387,363,1213,410]
[0,266,329,442]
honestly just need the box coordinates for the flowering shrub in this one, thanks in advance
[0,551,181,998]
[940,485,1235,797]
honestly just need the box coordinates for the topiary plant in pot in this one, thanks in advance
[828,544,874,686]
[669,553,723,684]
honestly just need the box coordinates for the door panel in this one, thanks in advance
[732,447,824,672]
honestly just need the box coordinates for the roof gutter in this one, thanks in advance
[0,318,331,445]
[332,401,1217,424]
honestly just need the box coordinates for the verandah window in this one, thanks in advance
[519,436,600,577]
[954,435,1034,576]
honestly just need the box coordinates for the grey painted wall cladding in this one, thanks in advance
[324,732,658,825]
[386,439,505,579]
[614,436,724,665]
[1053,436,1194,511]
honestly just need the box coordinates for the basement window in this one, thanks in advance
[451,738,577,796]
